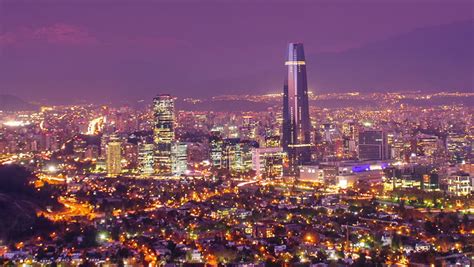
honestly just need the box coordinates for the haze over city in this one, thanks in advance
[1,1,473,104]
[0,1,473,267]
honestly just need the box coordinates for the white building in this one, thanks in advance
[252,147,285,178]
[447,172,472,196]
[171,142,188,176]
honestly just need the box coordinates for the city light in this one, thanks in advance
[47,165,57,173]
[3,121,29,127]
[0,4,472,266]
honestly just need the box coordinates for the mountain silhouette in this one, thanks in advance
[200,20,473,95]
[0,94,38,111]
[310,19,474,92]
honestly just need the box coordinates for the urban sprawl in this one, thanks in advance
[0,44,473,267]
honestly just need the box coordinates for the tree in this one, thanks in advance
[214,247,237,264]
[424,220,438,235]
[79,227,98,248]
[0,165,60,243]
[315,250,328,262]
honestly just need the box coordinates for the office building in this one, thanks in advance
[106,135,122,177]
[138,143,154,176]
[447,172,472,196]
[282,43,312,175]
[209,134,224,169]
[172,142,188,176]
[358,130,389,160]
[240,115,258,140]
[222,138,258,174]
[446,132,470,163]
[153,94,175,175]
[252,147,286,178]
[416,133,440,157]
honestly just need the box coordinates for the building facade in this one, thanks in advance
[358,130,389,161]
[447,172,472,196]
[252,147,286,178]
[171,142,189,176]
[222,138,259,175]
[106,135,122,177]
[153,94,175,175]
[209,134,224,169]
[138,142,154,176]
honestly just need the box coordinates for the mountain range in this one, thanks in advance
[0,94,38,111]
[204,20,473,96]
[310,20,473,92]
[0,20,472,103]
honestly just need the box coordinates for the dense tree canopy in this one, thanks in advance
[0,165,59,242]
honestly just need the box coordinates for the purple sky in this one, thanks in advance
[1,1,473,103]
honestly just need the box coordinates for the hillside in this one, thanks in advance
[0,165,59,242]
[0,94,38,111]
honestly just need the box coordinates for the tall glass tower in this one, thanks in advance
[282,43,312,175]
[106,135,122,177]
[153,94,175,175]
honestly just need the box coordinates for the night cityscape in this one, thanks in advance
[0,1,473,266]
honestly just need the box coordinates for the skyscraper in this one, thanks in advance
[138,142,154,176]
[171,142,188,176]
[209,134,224,169]
[282,43,312,175]
[252,147,286,179]
[153,94,175,175]
[222,138,259,175]
[106,135,122,177]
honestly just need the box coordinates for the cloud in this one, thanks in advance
[0,23,99,46]
[0,23,188,51]
[33,23,98,45]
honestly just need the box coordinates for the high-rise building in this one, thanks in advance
[171,142,188,176]
[240,115,258,140]
[390,136,408,161]
[138,143,154,176]
[446,132,470,163]
[252,147,286,178]
[416,133,439,157]
[282,43,312,175]
[358,130,389,161]
[342,120,358,157]
[106,135,122,177]
[209,134,224,168]
[222,138,259,174]
[153,94,175,175]
[100,134,110,159]
[123,143,138,169]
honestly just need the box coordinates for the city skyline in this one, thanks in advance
[0,2,473,266]
[0,1,473,104]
